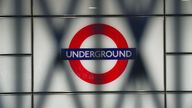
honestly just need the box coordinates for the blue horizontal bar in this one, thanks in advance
[60,48,136,60]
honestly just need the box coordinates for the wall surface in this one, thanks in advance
[0,0,192,108]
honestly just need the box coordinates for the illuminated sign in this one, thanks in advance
[61,23,136,84]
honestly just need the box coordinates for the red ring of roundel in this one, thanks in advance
[69,23,128,84]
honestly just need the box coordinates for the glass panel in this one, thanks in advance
[0,0,30,15]
[166,17,192,52]
[0,18,31,54]
[34,0,163,15]
[0,57,31,92]
[167,93,192,108]
[34,93,164,108]
[0,94,31,108]
[34,17,163,91]
[166,0,192,14]
[167,55,192,90]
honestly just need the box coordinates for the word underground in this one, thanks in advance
[61,48,136,60]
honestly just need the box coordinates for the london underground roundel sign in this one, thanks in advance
[61,24,136,85]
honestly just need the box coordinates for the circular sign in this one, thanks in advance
[69,23,128,84]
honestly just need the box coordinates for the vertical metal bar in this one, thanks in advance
[14,0,23,108]
[31,0,34,107]
[163,0,167,107]
[93,0,103,108]
[174,0,182,108]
